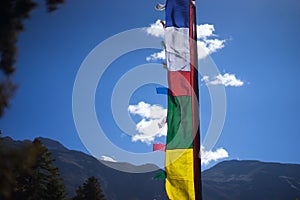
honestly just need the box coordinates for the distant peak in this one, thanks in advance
[36,137,68,151]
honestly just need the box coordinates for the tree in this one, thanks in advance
[73,176,106,200]
[0,132,26,199]
[47,178,67,200]
[14,139,66,200]
[0,0,64,117]
[0,137,66,199]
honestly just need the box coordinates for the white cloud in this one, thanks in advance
[146,50,166,61]
[128,102,167,144]
[201,146,229,166]
[145,20,165,38]
[197,24,215,39]
[197,38,225,59]
[100,155,117,162]
[196,24,225,58]
[202,73,244,87]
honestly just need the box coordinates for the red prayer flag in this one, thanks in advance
[153,143,166,151]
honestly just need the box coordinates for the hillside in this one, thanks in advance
[2,137,300,200]
[202,160,300,200]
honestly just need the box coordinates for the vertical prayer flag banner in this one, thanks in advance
[165,0,202,200]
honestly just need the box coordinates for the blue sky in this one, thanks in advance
[1,0,300,170]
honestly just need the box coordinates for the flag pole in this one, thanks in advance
[190,0,203,200]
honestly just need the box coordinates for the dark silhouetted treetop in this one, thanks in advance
[73,176,106,200]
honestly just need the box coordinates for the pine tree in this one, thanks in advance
[73,176,106,200]
[0,137,66,199]
[47,178,66,200]
[14,139,66,200]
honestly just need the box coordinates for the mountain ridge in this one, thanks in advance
[2,136,300,200]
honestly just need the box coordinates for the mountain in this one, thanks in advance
[1,136,167,199]
[202,160,300,200]
[2,136,300,200]
[37,137,167,200]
